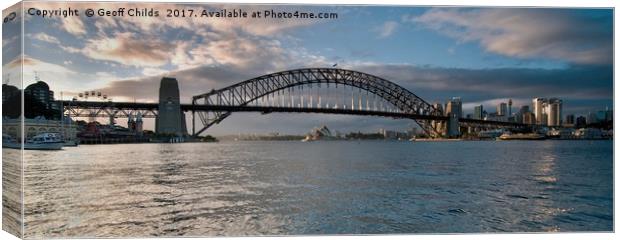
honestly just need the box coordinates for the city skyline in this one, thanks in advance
[2,3,613,134]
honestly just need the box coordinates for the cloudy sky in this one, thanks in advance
[2,2,613,135]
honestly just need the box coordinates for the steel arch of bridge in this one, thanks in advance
[192,68,443,137]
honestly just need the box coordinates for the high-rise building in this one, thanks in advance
[2,84,19,103]
[532,98,547,125]
[546,98,562,126]
[576,116,587,128]
[508,99,513,116]
[25,81,54,106]
[565,114,575,126]
[597,108,613,122]
[587,112,598,124]
[445,97,462,118]
[474,105,483,120]
[523,112,536,124]
[497,102,508,116]
[433,102,444,115]
[516,105,530,123]
[431,102,445,135]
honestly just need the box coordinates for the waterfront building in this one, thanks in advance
[24,80,54,106]
[433,102,444,115]
[24,80,62,119]
[2,84,19,103]
[445,97,462,118]
[565,114,575,126]
[547,98,562,126]
[576,116,587,128]
[432,102,445,135]
[587,112,598,124]
[532,97,563,126]
[533,98,547,125]
[597,108,613,122]
[486,112,507,122]
[523,112,536,124]
[519,105,530,114]
[516,105,530,123]
[497,102,508,116]
[2,117,78,142]
[474,105,483,120]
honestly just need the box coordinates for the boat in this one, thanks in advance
[2,134,20,149]
[3,133,64,150]
[497,132,546,140]
[413,138,462,142]
[24,133,64,150]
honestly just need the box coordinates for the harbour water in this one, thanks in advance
[18,140,613,237]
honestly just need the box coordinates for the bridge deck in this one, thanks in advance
[59,100,538,128]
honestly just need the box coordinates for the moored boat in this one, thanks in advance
[2,134,20,149]
[24,133,64,150]
[3,133,64,150]
[498,132,546,140]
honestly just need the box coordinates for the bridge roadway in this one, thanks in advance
[59,100,532,127]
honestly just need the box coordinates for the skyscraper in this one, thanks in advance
[523,112,536,124]
[474,105,483,120]
[497,102,508,116]
[546,98,562,126]
[565,114,575,126]
[445,97,462,118]
[533,98,547,125]
[516,105,530,123]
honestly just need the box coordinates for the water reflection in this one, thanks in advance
[21,140,613,237]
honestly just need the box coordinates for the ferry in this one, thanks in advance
[2,133,64,150]
[2,134,20,149]
[413,138,462,142]
[497,132,546,141]
[25,133,65,150]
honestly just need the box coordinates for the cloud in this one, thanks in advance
[353,64,612,105]
[60,17,86,36]
[11,55,76,75]
[31,33,61,45]
[412,8,613,65]
[91,61,611,117]
[142,67,168,77]
[2,35,19,47]
[93,63,304,103]
[374,21,398,38]
[82,32,173,67]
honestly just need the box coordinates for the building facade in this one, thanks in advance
[497,102,507,116]
[445,97,462,118]
[474,105,483,120]
[532,98,546,125]
[547,98,562,126]
[2,118,78,142]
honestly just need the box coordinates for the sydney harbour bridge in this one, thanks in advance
[59,68,533,138]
